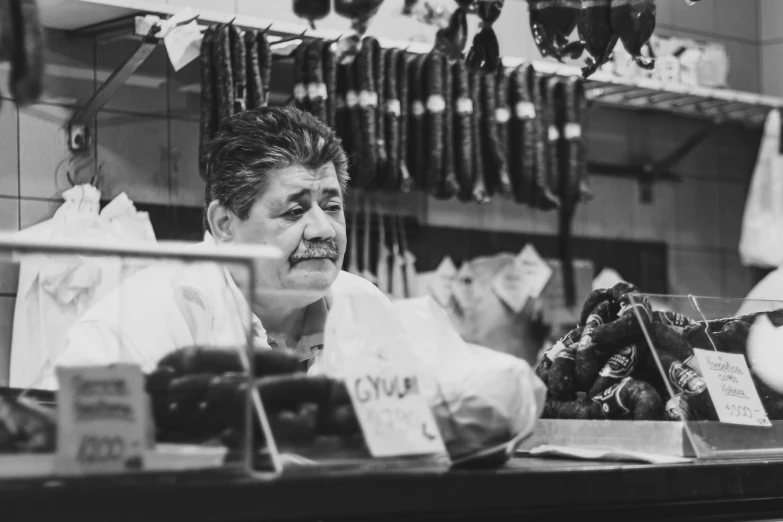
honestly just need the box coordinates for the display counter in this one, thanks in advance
[5,456,783,522]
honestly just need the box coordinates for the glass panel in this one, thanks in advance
[632,293,783,460]
[0,237,266,480]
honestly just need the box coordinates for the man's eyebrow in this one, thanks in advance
[320,187,342,199]
[285,189,310,203]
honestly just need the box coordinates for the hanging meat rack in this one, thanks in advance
[64,4,783,154]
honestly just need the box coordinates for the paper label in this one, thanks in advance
[490,244,553,314]
[426,95,446,113]
[344,366,447,458]
[599,345,637,378]
[55,364,148,474]
[427,257,458,307]
[515,101,536,119]
[692,348,771,427]
[456,97,473,114]
[592,377,631,418]
[163,20,203,72]
[495,107,510,123]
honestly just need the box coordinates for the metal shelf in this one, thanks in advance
[61,0,783,128]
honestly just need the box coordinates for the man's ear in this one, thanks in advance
[207,201,234,243]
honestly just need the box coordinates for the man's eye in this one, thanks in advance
[325,203,343,212]
[286,207,304,217]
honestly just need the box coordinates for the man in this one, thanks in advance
[39,106,384,389]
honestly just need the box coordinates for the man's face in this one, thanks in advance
[230,163,346,297]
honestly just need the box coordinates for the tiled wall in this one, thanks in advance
[0,2,766,383]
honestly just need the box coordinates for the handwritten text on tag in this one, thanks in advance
[344,367,447,458]
[56,364,148,474]
[692,349,771,427]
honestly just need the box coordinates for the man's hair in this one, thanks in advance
[203,106,349,232]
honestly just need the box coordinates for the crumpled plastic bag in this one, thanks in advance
[314,294,546,463]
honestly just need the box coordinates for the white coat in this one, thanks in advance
[39,235,385,389]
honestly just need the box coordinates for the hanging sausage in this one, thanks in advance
[408,54,427,189]
[434,7,469,61]
[526,0,584,61]
[258,31,272,106]
[229,25,247,114]
[611,0,657,70]
[3,0,44,105]
[578,0,620,78]
[293,0,331,29]
[323,41,338,129]
[469,69,490,203]
[198,26,217,180]
[334,0,385,56]
[564,76,592,206]
[439,55,460,199]
[532,71,560,209]
[244,30,263,110]
[424,52,446,195]
[344,57,364,187]
[370,37,388,186]
[213,24,234,125]
[397,49,414,193]
[465,0,504,74]
[355,37,379,189]
[453,60,474,202]
[306,39,328,123]
[481,63,513,198]
[347,203,361,276]
[509,63,536,205]
[383,48,402,192]
[293,39,310,112]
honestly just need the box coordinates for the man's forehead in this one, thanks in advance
[267,164,342,197]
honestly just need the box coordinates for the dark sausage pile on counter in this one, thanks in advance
[146,347,365,453]
[536,282,783,422]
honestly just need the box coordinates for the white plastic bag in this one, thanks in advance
[314,294,546,461]
[739,109,783,268]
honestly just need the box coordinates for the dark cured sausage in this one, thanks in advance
[198,26,217,180]
[453,60,474,201]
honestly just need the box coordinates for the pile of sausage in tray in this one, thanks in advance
[291,35,591,213]
[537,282,783,422]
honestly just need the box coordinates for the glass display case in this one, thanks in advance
[632,293,783,460]
[0,234,273,480]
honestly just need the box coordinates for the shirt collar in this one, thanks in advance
[204,232,329,361]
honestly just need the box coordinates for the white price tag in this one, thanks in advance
[344,365,447,458]
[491,244,553,313]
[55,364,149,474]
[692,349,771,427]
[163,19,203,72]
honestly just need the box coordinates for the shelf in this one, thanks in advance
[45,0,783,127]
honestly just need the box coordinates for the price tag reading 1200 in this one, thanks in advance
[55,364,148,475]
[692,349,771,428]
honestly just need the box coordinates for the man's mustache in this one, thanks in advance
[289,241,339,265]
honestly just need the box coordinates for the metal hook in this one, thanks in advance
[176,14,200,27]
[260,23,273,35]
[215,16,237,31]
[272,29,308,46]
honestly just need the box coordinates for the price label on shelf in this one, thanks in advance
[344,364,447,458]
[692,349,771,428]
[55,364,148,475]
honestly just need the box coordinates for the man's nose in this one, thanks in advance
[303,206,337,241]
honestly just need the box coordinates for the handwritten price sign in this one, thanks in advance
[692,349,771,427]
[344,367,447,458]
[55,364,148,474]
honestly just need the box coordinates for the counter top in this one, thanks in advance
[5,456,783,522]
